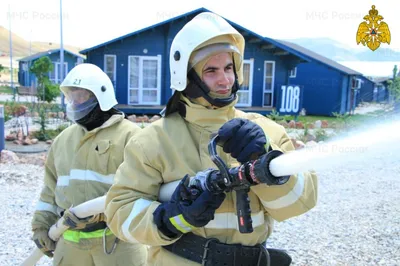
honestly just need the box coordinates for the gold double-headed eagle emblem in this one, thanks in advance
[356,5,391,51]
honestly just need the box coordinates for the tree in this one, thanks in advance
[30,57,60,103]
[0,64,4,77]
[387,65,400,112]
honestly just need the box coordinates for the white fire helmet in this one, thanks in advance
[60,63,118,121]
[169,12,245,91]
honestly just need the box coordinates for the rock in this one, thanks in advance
[307,123,315,129]
[127,114,137,122]
[288,120,296,128]
[17,131,25,141]
[0,150,20,164]
[31,138,39,144]
[314,120,322,129]
[46,140,53,145]
[321,120,329,128]
[5,133,17,141]
[22,138,32,145]
[142,115,149,123]
[13,140,22,145]
[149,115,161,123]
[18,153,47,166]
[58,112,65,119]
[295,121,304,129]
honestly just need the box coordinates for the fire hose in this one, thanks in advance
[22,134,289,264]
[159,133,290,234]
[21,196,106,266]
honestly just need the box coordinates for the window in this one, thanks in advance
[289,67,297,78]
[263,61,275,107]
[236,59,253,107]
[352,77,362,89]
[104,55,116,87]
[49,62,68,84]
[22,63,28,71]
[128,55,161,105]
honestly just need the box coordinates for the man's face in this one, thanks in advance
[201,52,235,97]
[64,88,94,105]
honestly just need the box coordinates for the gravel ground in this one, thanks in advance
[1,147,399,266]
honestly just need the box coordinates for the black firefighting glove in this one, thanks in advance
[32,228,55,258]
[62,209,106,230]
[218,118,268,163]
[153,175,226,238]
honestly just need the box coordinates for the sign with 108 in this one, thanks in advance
[278,85,303,115]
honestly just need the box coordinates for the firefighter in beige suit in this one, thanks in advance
[105,12,318,266]
[31,63,147,265]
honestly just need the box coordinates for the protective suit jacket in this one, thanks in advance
[105,96,318,266]
[32,114,141,230]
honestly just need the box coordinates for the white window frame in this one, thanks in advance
[262,61,275,107]
[353,78,362,89]
[76,57,84,66]
[104,54,117,86]
[49,62,68,84]
[236,59,254,107]
[127,55,161,105]
[289,67,297,78]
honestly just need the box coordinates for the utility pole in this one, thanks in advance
[60,0,65,108]
[8,4,15,99]
[29,29,32,56]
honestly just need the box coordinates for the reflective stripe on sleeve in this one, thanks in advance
[35,201,58,215]
[169,214,196,233]
[57,176,69,186]
[56,169,114,187]
[260,173,305,209]
[121,198,152,243]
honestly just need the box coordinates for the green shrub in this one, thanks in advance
[314,128,330,142]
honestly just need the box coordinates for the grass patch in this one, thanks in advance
[296,115,337,124]
[0,86,13,94]
[31,124,69,141]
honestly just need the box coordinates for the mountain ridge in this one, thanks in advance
[0,26,84,66]
[283,37,400,61]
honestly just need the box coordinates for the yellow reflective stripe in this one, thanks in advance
[63,228,113,243]
[169,214,196,233]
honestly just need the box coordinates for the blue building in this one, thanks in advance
[357,76,376,104]
[80,8,312,115]
[371,77,392,103]
[18,49,85,87]
[278,40,364,116]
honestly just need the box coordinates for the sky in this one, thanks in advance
[1,0,399,53]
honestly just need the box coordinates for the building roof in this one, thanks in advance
[359,75,378,84]
[274,40,363,76]
[79,7,311,63]
[18,49,84,62]
[373,76,392,84]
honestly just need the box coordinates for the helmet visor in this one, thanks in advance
[63,87,95,105]
[66,96,98,122]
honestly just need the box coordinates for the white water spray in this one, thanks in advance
[270,119,400,177]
